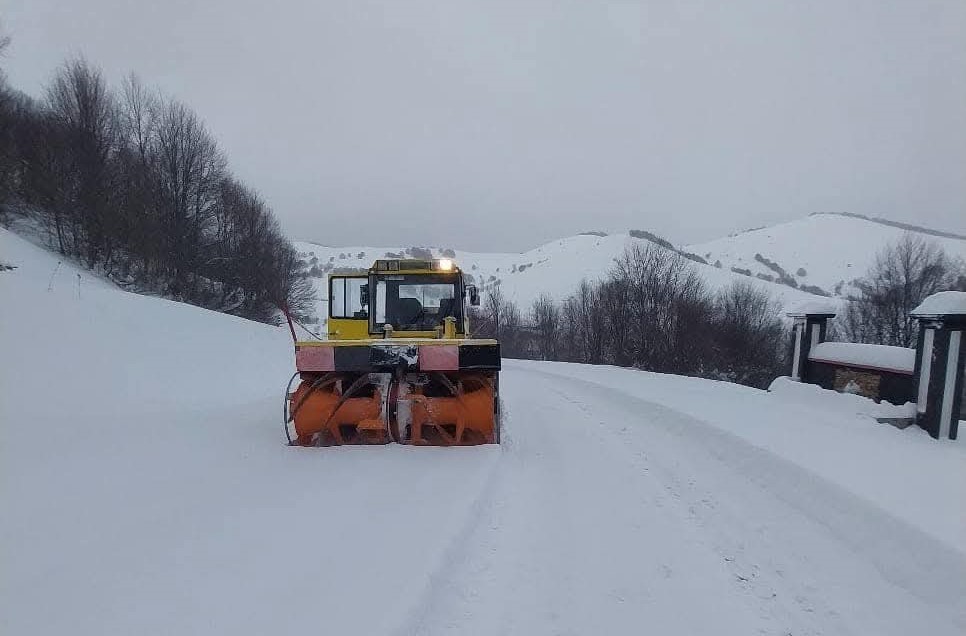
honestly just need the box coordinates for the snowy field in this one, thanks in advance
[2,226,965,635]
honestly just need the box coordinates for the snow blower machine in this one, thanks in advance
[283,258,501,446]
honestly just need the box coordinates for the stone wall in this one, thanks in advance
[807,361,915,405]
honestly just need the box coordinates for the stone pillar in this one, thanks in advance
[786,304,836,383]
[911,292,966,440]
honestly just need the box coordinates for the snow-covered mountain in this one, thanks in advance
[687,213,966,298]
[295,213,966,332]
[293,231,825,331]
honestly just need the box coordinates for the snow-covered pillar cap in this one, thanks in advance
[785,300,837,319]
[910,291,966,321]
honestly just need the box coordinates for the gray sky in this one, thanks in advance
[3,0,964,251]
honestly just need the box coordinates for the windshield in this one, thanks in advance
[373,274,462,331]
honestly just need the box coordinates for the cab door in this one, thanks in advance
[328,275,369,340]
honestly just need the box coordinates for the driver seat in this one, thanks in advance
[395,297,423,326]
[438,297,458,318]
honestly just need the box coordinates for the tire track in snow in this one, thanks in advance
[403,368,766,635]
[385,424,508,636]
[515,365,966,635]
[400,365,966,635]
[391,383,586,636]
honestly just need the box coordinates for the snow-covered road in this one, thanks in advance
[7,364,964,635]
[3,227,965,635]
[405,363,966,635]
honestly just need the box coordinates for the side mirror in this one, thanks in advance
[467,284,480,306]
[360,284,369,307]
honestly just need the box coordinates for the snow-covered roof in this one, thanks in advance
[910,291,966,317]
[808,342,916,374]
[785,300,837,317]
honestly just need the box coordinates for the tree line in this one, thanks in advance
[472,234,965,389]
[472,243,789,388]
[843,234,965,347]
[0,51,313,322]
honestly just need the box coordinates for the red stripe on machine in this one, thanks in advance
[296,346,335,372]
[419,345,459,371]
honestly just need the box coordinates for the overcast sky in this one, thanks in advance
[3,1,964,251]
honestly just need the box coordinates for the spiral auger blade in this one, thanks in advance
[286,369,499,447]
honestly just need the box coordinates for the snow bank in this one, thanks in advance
[510,359,966,557]
[808,341,916,374]
[912,291,966,316]
[768,377,916,419]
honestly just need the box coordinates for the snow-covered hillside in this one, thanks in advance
[687,213,966,298]
[298,209,966,332]
[294,231,825,332]
[3,226,966,635]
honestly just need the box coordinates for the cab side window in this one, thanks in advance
[330,277,368,319]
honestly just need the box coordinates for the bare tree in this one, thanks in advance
[711,281,786,387]
[501,297,525,357]
[844,234,963,347]
[529,293,560,360]
[45,58,121,266]
[612,243,710,374]
[568,279,605,363]
[474,285,526,357]
[152,98,227,295]
[112,76,161,277]
[471,243,788,388]
[3,55,314,323]
[120,74,157,160]
[599,277,632,366]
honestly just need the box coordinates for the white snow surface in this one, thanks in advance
[294,232,828,332]
[912,290,966,316]
[3,226,966,636]
[768,376,917,419]
[809,341,917,374]
[785,299,838,316]
[687,213,966,298]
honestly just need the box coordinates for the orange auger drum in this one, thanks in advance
[407,373,498,445]
[282,257,501,447]
[289,375,386,445]
[285,368,499,446]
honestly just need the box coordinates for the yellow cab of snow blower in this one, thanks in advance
[284,257,501,446]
